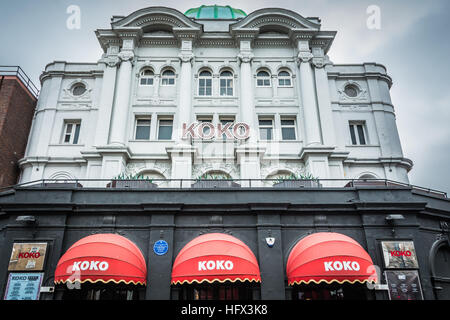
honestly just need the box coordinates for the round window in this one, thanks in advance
[72,83,86,96]
[344,84,359,98]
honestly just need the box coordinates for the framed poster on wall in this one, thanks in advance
[8,243,48,271]
[3,273,44,300]
[384,270,424,300]
[381,241,419,269]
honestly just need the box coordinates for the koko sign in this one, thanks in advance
[182,122,250,140]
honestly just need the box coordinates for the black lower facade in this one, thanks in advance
[0,185,449,300]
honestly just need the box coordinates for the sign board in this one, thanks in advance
[384,270,424,300]
[153,240,169,256]
[381,241,418,269]
[8,243,48,271]
[4,273,44,300]
[182,122,250,140]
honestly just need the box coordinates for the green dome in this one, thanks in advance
[185,5,247,19]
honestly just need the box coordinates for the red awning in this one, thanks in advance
[55,234,147,285]
[171,233,261,285]
[287,232,378,285]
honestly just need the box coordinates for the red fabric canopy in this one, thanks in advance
[54,233,147,285]
[171,233,261,285]
[287,232,378,285]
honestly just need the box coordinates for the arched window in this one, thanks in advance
[256,70,271,87]
[278,70,292,87]
[219,70,233,96]
[198,70,212,96]
[161,69,175,86]
[139,69,154,86]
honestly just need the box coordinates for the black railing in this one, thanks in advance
[0,66,39,98]
[0,178,447,199]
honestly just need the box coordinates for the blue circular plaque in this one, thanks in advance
[153,240,168,256]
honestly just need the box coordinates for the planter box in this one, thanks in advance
[31,182,83,188]
[107,180,157,189]
[273,180,321,188]
[191,180,241,188]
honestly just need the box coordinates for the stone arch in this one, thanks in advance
[111,7,203,31]
[429,238,450,299]
[48,171,76,181]
[136,169,168,187]
[199,169,233,180]
[231,8,320,32]
[157,64,178,76]
[357,172,379,180]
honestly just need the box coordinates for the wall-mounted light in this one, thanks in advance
[385,214,404,237]
[385,214,405,222]
[265,229,275,248]
[16,216,37,225]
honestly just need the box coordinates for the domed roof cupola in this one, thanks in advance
[185,5,247,20]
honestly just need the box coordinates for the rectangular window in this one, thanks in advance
[281,118,296,140]
[199,78,212,96]
[62,121,81,144]
[135,118,151,140]
[259,118,274,140]
[219,117,235,139]
[158,118,173,140]
[278,78,292,87]
[197,116,213,136]
[257,78,271,87]
[220,79,233,96]
[349,122,367,145]
[140,78,153,86]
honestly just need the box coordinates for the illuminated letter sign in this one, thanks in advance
[182,122,250,140]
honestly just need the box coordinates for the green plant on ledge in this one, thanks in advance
[195,173,230,181]
[272,172,318,185]
[112,173,153,183]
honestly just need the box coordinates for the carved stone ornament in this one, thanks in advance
[237,53,254,65]
[118,50,135,62]
[312,57,325,68]
[297,51,313,64]
[178,53,194,64]
[105,56,121,68]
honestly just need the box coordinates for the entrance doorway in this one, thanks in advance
[178,282,256,300]
[292,283,373,300]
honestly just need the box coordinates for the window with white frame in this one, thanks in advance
[256,70,271,87]
[349,121,368,145]
[139,69,154,86]
[280,117,297,140]
[158,118,173,140]
[198,70,212,96]
[219,116,235,139]
[219,70,233,96]
[278,70,292,87]
[62,121,81,144]
[161,69,175,86]
[259,118,274,140]
[134,117,151,140]
[196,116,213,136]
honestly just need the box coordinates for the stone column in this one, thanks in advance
[297,40,322,146]
[108,47,134,146]
[94,48,120,147]
[237,41,257,144]
[236,40,264,186]
[167,40,196,187]
[175,40,194,144]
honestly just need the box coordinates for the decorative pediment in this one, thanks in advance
[231,8,321,34]
[111,7,203,32]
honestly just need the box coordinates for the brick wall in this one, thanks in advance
[0,76,37,188]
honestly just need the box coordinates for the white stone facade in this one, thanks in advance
[19,7,413,186]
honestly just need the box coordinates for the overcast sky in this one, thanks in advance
[1,0,449,194]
